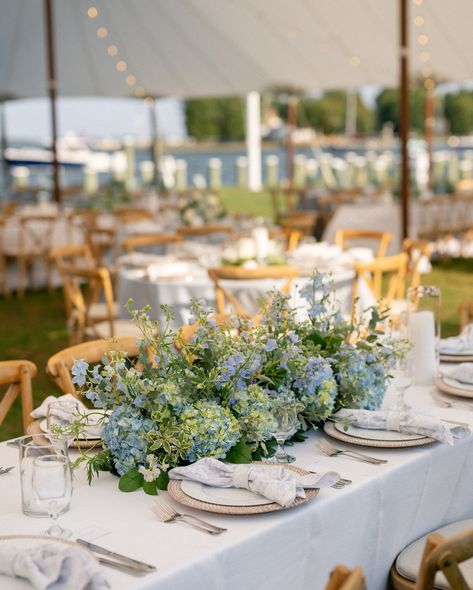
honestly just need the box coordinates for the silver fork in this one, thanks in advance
[431,391,473,411]
[0,466,15,476]
[152,503,227,535]
[332,477,352,489]
[319,438,387,465]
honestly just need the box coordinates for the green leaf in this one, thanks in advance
[305,332,327,348]
[225,441,253,464]
[118,467,143,492]
[156,471,169,490]
[142,480,158,495]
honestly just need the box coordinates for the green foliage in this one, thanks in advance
[375,86,429,133]
[185,96,245,141]
[444,90,473,135]
[225,441,254,464]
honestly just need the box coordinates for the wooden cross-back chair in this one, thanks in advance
[121,233,182,255]
[280,211,318,238]
[0,218,7,296]
[335,229,393,258]
[402,238,431,291]
[391,525,473,589]
[177,224,234,241]
[58,263,140,343]
[85,226,117,267]
[47,338,140,399]
[0,360,36,433]
[458,300,473,331]
[352,253,408,314]
[114,208,153,224]
[325,565,366,590]
[208,265,299,317]
[4,213,58,297]
[268,228,302,253]
[50,244,119,331]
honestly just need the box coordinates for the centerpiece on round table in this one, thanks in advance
[72,273,405,494]
[178,191,226,226]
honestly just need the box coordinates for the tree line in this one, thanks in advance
[184,87,473,140]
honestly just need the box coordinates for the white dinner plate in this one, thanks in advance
[180,480,274,507]
[440,352,473,363]
[0,535,96,589]
[442,376,473,393]
[334,422,426,442]
[40,410,105,440]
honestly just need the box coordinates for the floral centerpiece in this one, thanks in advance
[73,273,405,494]
[178,191,226,226]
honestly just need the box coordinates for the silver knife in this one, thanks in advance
[97,556,151,576]
[76,539,156,572]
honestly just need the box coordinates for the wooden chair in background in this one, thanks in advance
[85,226,117,268]
[458,300,473,331]
[390,523,473,589]
[335,229,393,258]
[47,337,140,398]
[177,224,234,241]
[114,208,153,224]
[3,214,58,297]
[121,233,182,255]
[267,228,302,253]
[58,264,139,343]
[352,253,408,314]
[402,238,431,291]
[325,565,366,590]
[208,265,299,317]
[0,218,7,296]
[0,360,36,433]
[280,211,318,238]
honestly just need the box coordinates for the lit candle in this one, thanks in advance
[409,310,437,384]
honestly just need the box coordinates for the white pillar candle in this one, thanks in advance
[409,310,437,385]
[252,226,269,261]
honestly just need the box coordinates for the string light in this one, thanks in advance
[84,4,148,98]
[424,78,435,90]
[420,51,430,63]
[414,16,424,26]
[96,26,108,39]
[350,56,361,67]
[418,34,429,45]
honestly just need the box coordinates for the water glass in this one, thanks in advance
[268,396,301,464]
[46,400,80,446]
[32,455,72,538]
[19,435,69,517]
[391,356,414,411]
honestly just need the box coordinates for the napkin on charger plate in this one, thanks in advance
[449,363,473,386]
[335,409,470,446]
[439,323,473,355]
[31,394,88,422]
[169,457,340,507]
[0,542,109,590]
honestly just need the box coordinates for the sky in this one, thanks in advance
[4,82,472,143]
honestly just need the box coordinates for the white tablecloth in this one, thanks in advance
[118,270,356,328]
[1,384,473,590]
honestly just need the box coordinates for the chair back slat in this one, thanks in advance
[0,360,37,432]
[335,229,392,258]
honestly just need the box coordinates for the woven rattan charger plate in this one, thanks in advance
[167,464,319,515]
[26,420,101,450]
[323,421,435,448]
[436,377,473,399]
[440,353,473,363]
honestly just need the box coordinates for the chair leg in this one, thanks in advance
[17,257,27,298]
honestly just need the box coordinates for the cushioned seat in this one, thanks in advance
[87,319,143,339]
[396,519,473,589]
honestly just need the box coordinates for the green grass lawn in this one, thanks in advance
[0,257,471,442]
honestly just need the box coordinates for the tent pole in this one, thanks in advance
[286,96,297,186]
[400,0,410,240]
[0,103,9,192]
[425,88,435,190]
[246,91,262,192]
[43,0,60,203]
[147,97,160,188]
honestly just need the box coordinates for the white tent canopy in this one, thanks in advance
[1,0,472,100]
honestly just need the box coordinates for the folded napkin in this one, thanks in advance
[31,394,87,422]
[169,457,339,507]
[335,409,470,446]
[0,542,109,590]
[449,363,473,386]
[440,323,473,354]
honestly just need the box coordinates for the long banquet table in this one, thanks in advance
[1,382,473,590]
